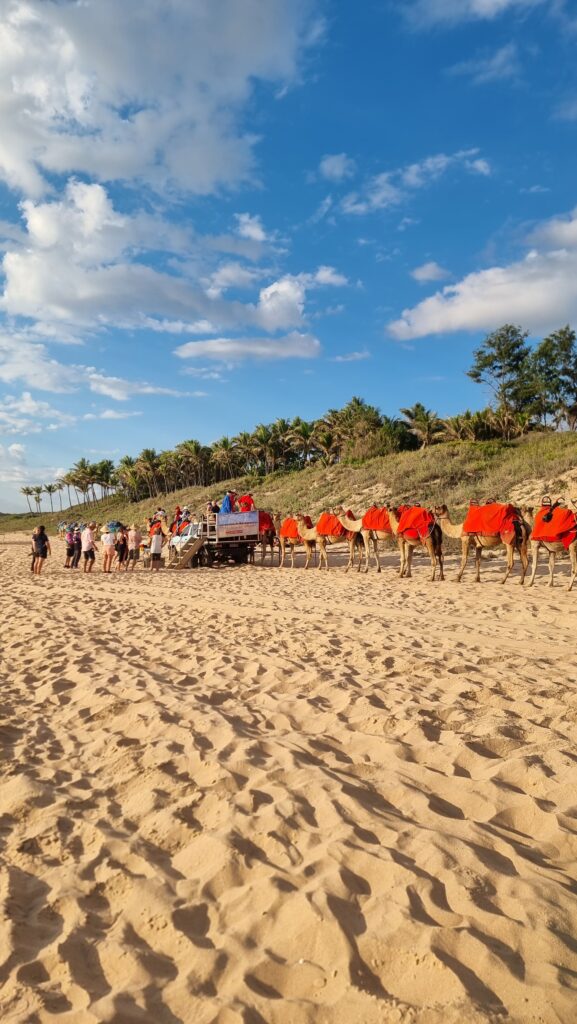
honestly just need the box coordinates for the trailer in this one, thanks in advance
[169,511,259,568]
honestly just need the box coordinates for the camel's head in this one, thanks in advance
[433,504,448,517]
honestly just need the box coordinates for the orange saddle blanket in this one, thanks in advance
[362,506,392,533]
[316,511,354,537]
[531,506,577,549]
[258,511,274,533]
[397,506,434,540]
[279,516,312,540]
[462,502,519,538]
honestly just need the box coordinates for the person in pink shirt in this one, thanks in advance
[126,524,142,571]
[81,522,98,574]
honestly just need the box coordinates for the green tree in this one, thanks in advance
[400,403,444,448]
[20,486,34,514]
[43,483,58,512]
[467,324,532,438]
[31,486,43,514]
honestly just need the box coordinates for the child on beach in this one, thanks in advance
[71,527,82,569]
[64,526,75,567]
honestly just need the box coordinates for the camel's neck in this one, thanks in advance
[387,509,400,535]
[336,514,362,531]
[296,521,316,540]
[437,512,463,539]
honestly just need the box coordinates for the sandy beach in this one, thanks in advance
[1,532,577,1023]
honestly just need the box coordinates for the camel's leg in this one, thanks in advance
[397,538,406,577]
[437,542,444,581]
[528,541,540,587]
[362,530,372,573]
[568,545,577,592]
[292,542,297,569]
[548,549,555,587]
[345,538,353,573]
[371,534,381,573]
[502,544,514,584]
[427,539,436,581]
[279,538,285,568]
[474,544,482,583]
[457,537,470,582]
[405,544,413,579]
[317,539,328,570]
[519,538,529,584]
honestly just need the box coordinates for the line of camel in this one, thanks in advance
[261,501,577,592]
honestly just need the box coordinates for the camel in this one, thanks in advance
[274,514,316,568]
[333,505,402,573]
[434,503,529,584]
[295,513,364,571]
[386,505,444,581]
[526,500,577,591]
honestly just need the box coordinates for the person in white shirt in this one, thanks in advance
[81,522,98,574]
[101,526,116,573]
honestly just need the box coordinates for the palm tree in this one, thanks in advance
[117,455,140,501]
[31,486,43,514]
[400,403,444,449]
[287,418,318,465]
[43,483,58,512]
[54,480,64,512]
[135,448,160,498]
[20,486,34,514]
[210,437,238,481]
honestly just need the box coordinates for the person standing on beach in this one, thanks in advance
[101,526,115,572]
[148,515,166,571]
[71,527,82,569]
[32,525,51,575]
[81,522,98,573]
[115,524,129,571]
[64,525,75,568]
[127,524,142,571]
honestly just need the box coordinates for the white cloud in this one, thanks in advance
[555,97,577,121]
[411,261,450,282]
[342,148,490,215]
[174,331,321,362]
[0,0,318,198]
[318,153,356,182]
[83,409,143,421]
[403,0,545,27]
[389,206,577,338]
[312,265,348,286]
[206,261,263,298]
[0,391,75,435]
[448,43,521,84]
[234,213,269,242]
[0,330,191,399]
[331,350,370,362]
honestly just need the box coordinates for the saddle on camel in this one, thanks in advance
[528,497,577,591]
[361,505,393,534]
[278,515,314,568]
[435,500,529,584]
[387,504,444,581]
[313,510,366,572]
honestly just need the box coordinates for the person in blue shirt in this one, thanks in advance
[220,490,237,514]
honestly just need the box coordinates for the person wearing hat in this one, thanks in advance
[127,523,142,571]
[101,525,116,573]
[149,515,167,570]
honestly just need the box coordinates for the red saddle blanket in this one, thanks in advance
[397,506,434,540]
[362,506,392,533]
[258,511,274,533]
[462,502,519,537]
[531,507,577,549]
[279,516,312,540]
[316,511,355,538]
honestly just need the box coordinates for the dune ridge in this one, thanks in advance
[1,533,577,1023]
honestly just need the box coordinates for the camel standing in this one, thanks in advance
[275,514,316,568]
[434,504,529,584]
[333,505,402,573]
[386,506,444,581]
[258,512,277,566]
[526,502,577,591]
[295,513,364,571]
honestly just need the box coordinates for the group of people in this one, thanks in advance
[29,491,256,577]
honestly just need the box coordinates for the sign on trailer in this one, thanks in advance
[216,511,259,540]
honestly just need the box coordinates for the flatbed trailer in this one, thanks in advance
[169,511,259,568]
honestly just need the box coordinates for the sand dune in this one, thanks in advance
[1,532,577,1023]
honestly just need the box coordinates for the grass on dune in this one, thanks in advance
[2,432,577,537]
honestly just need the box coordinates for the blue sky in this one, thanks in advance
[1,0,577,510]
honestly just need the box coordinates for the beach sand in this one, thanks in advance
[1,532,577,1023]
